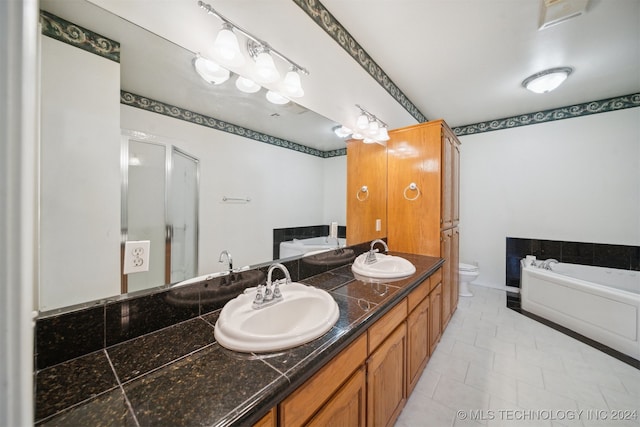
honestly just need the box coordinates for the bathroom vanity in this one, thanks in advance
[35,251,452,426]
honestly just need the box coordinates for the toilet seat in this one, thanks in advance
[459,263,478,272]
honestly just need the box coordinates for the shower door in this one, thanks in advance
[123,137,199,292]
[168,147,199,283]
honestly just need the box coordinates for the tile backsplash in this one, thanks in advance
[506,237,640,287]
[35,240,370,371]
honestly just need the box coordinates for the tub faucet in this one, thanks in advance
[365,239,389,264]
[541,259,559,270]
[218,250,233,272]
[253,263,291,309]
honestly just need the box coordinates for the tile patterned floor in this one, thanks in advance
[396,285,640,427]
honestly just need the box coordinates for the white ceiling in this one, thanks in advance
[43,0,640,151]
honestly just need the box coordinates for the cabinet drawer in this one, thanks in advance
[279,334,367,427]
[368,299,407,353]
[429,268,443,292]
[407,278,430,313]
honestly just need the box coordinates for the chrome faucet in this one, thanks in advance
[253,263,291,309]
[541,259,559,270]
[218,250,233,272]
[365,239,389,264]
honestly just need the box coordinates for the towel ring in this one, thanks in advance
[356,185,369,201]
[403,182,420,201]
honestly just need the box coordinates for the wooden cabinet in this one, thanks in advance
[346,139,387,245]
[367,322,407,427]
[279,334,367,427]
[406,292,430,396]
[387,120,460,328]
[308,367,366,427]
[440,229,452,328]
[254,408,276,427]
[429,281,442,355]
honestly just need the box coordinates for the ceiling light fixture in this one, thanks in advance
[334,105,389,145]
[522,67,573,94]
[197,1,308,100]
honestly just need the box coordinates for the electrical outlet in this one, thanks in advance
[123,240,150,274]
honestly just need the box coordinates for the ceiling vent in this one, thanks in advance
[539,0,588,30]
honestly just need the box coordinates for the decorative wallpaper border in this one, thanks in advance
[453,93,640,136]
[121,91,346,158]
[40,10,120,63]
[292,0,428,124]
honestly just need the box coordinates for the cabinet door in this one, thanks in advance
[441,132,453,229]
[452,140,460,226]
[279,335,367,427]
[367,323,407,427]
[253,408,276,427]
[430,282,442,354]
[451,227,460,312]
[308,367,366,427]
[346,139,387,245]
[407,296,430,396]
[387,123,442,257]
[440,229,452,328]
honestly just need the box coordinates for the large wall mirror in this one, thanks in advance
[38,0,352,312]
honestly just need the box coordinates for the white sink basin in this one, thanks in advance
[351,252,416,279]
[214,282,339,353]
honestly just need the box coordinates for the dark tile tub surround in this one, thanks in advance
[505,237,640,287]
[272,224,347,259]
[35,246,444,426]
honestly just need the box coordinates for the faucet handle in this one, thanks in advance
[272,281,282,300]
[253,285,265,308]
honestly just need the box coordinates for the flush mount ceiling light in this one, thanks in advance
[334,105,390,145]
[522,67,573,94]
[197,0,309,99]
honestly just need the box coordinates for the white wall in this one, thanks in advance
[121,105,346,275]
[459,108,640,289]
[40,36,121,310]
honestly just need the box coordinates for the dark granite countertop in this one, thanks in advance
[35,253,443,426]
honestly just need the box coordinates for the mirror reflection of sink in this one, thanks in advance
[166,269,265,307]
[351,253,416,279]
[214,282,339,353]
[302,248,356,267]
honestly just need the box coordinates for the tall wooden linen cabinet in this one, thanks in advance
[387,120,460,328]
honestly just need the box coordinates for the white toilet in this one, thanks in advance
[459,263,479,297]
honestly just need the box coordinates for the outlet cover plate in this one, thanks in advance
[123,240,150,274]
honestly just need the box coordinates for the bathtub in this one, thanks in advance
[521,260,640,360]
[279,236,347,259]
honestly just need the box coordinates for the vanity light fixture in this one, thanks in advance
[522,67,573,94]
[265,90,289,105]
[334,105,390,145]
[197,1,308,100]
[211,22,244,67]
[235,76,261,93]
[193,55,230,85]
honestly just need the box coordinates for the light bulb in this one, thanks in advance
[351,132,364,140]
[333,126,352,138]
[235,76,261,93]
[266,90,289,105]
[193,56,230,85]
[254,51,280,84]
[211,25,244,67]
[282,69,304,97]
[377,127,390,141]
[356,113,369,130]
